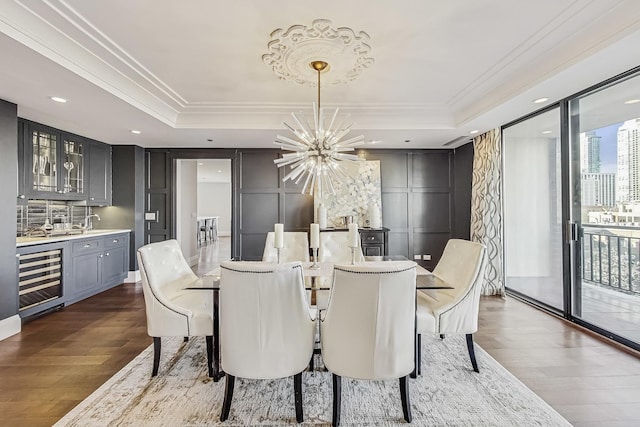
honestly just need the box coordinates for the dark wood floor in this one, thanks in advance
[1,246,640,425]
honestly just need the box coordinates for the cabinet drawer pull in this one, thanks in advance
[368,236,376,240]
[99,254,104,258]
[105,252,110,256]
[83,244,91,248]
[112,239,119,243]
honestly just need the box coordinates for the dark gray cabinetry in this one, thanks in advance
[18,120,87,201]
[67,232,129,304]
[17,119,112,205]
[69,238,102,300]
[360,228,389,256]
[87,141,112,206]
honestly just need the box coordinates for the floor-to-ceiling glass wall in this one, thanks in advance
[503,108,564,311]
[569,71,640,345]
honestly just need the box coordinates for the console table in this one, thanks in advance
[320,227,389,256]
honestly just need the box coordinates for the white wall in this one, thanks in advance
[197,182,232,235]
[176,160,199,265]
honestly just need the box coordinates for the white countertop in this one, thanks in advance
[16,229,131,247]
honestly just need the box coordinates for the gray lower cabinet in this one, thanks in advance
[67,233,129,304]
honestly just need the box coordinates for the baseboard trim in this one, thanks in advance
[218,231,231,237]
[125,270,141,283]
[0,315,21,341]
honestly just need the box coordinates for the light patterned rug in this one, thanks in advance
[55,335,571,426]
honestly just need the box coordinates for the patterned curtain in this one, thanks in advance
[470,128,505,296]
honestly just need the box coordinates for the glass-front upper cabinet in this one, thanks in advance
[62,136,85,196]
[22,121,86,200]
[31,126,58,194]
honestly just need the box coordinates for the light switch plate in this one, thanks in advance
[423,254,432,261]
[413,255,421,260]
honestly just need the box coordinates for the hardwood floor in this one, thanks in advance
[0,282,149,427]
[1,242,639,426]
[475,296,640,427]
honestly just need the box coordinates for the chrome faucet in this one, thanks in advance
[83,214,101,230]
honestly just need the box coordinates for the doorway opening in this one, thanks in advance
[175,159,232,273]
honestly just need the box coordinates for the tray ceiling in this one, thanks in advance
[0,0,639,148]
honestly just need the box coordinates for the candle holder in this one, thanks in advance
[310,247,320,269]
[350,247,357,265]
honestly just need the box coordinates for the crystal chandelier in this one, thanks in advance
[273,60,364,197]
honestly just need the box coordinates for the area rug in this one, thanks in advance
[54,335,571,426]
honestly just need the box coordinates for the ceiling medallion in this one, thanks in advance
[262,18,374,86]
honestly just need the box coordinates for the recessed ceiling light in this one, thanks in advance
[469,130,479,134]
[542,130,552,134]
[367,140,380,144]
[198,162,204,166]
[207,139,213,142]
[218,170,222,173]
[624,99,640,104]
[533,97,549,104]
[404,139,411,143]
[50,96,67,103]
[130,130,141,134]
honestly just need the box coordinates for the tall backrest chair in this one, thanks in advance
[316,231,365,310]
[416,239,486,373]
[321,261,417,426]
[262,231,310,263]
[219,261,316,423]
[137,239,214,377]
[318,231,364,263]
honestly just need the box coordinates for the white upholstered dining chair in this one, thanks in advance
[137,239,214,377]
[318,231,365,263]
[219,261,316,423]
[262,231,310,263]
[315,231,365,310]
[415,239,486,373]
[321,261,417,426]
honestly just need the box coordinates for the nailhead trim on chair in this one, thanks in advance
[220,264,303,274]
[334,266,416,275]
[138,249,191,334]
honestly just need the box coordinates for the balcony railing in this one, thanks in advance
[582,225,640,296]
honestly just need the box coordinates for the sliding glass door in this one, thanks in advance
[569,72,640,345]
[503,108,565,311]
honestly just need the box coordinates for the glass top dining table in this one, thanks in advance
[193,256,450,291]
[187,256,452,381]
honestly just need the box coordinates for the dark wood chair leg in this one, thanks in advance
[152,337,161,377]
[440,334,445,339]
[294,372,303,423]
[466,333,479,373]
[399,375,412,423]
[309,354,314,372]
[183,337,189,342]
[220,374,235,421]
[411,333,422,378]
[417,334,422,376]
[332,374,342,427]
[205,336,214,378]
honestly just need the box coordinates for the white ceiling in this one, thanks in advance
[0,0,639,149]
